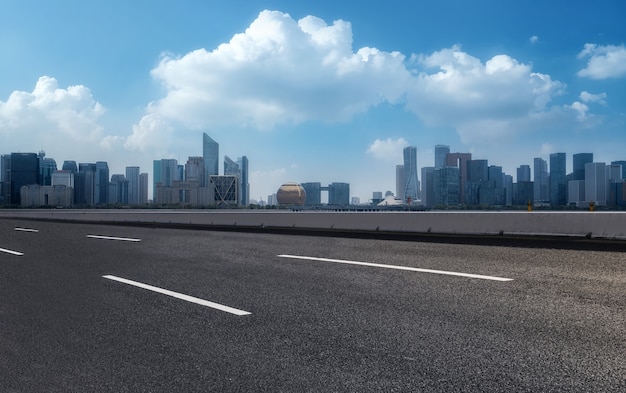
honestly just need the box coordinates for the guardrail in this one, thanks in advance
[1,209,625,240]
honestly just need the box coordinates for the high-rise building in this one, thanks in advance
[328,182,350,205]
[10,153,39,204]
[1,154,11,204]
[301,182,322,205]
[95,161,109,205]
[40,157,57,186]
[445,152,471,204]
[517,165,531,182]
[573,153,593,181]
[76,163,96,206]
[185,157,204,183]
[139,173,149,204]
[421,167,435,207]
[110,174,129,204]
[126,166,140,205]
[550,153,567,206]
[434,166,460,206]
[435,145,450,169]
[203,133,219,186]
[396,165,405,201]
[224,156,242,205]
[533,158,549,203]
[611,161,626,180]
[585,162,607,205]
[237,156,249,206]
[62,160,78,173]
[403,146,419,203]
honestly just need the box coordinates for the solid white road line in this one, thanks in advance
[0,247,24,256]
[102,275,252,316]
[87,235,141,242]
[277,254,513,282]
[14,228,39,233]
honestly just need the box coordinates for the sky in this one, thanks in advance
[1,0,625,203]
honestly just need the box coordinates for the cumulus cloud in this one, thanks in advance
[135,10,411,139]
[0,76,114,163]
[367,137,408,162]
[0,76,105,141]
[529,35,539,44]
[577,43,626,79]
[129,11,577,151]
[405,45,565,142]
[579,91,607,105]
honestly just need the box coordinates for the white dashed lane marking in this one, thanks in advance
[277,254,513,282]
[87,235,141,242]
[14,228,39,233]
[103,275,252,316]
[0,247,24,256]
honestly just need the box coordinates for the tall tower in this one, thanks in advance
[573,153,593,181]
[126,166,140,205]
[550,153,567,206]
[238,156,249,206]
[224,156,241,205]
[435,145,450,169]
[395,165,405,201]
[403,146,419,203]
[533,158,549,203]
[203,133,219,186]
[95,161,109,205]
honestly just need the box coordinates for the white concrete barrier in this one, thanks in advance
[1,209,625,239]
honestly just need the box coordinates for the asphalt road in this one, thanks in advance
[1,218,625,392]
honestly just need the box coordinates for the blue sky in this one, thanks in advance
[1,0,625,202]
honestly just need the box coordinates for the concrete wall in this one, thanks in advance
[1,209,625,239]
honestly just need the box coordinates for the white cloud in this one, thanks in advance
[405,45,565,143]
[366,137,408,162]
[134,9,411,141]
[569,101,590,121]
[529,35,539,44]
[579,91,607,105]
[540,143,554,155]
[0,76,113,163]
[577,43,626,79]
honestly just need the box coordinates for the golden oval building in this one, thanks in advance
[276,182,306,205]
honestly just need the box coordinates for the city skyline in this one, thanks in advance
[1,1,625,202]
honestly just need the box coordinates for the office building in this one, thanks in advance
[76,163,96,206]
[328,182,350,205]
[95,161,109,205]
[210,175,238,206]
[51,170,73,188]
[62,160,78,173]
[139,173,149,204]
[126,166,140,205]
[421,167,435,207]
[445,152,471,204]
[585,162,607,206]
[533,158,549,203]
[10,153,39,205]
[203,133,219,186]
[434,166,460,206]
[1,154,11,204]
[403,146,419,203]
[40,157,57,186]
[573,153,593,181]
[434,145,450,169]
[550,153,567,206]
[517,165,531,182]
[396,165,405,201]
[302,182,322,205]
[110,174,129,204]
[611,161,626,180]
[237,156,249,206]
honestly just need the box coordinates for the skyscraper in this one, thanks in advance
[421,167,435,207]
[95,161,109,205]
[77,163,96,206]
[10,153,39,204]
[573,153,593,181]
[517,165,531,182]
[203,133,219,186]
[550,153,567,206]
[139,173,148,204]
[238,156,249,206]
[396,165,405,201]
[446,152,471,204]
[435,145,450,169]
[403,146,419,203]
[126,166,140,204]
[533,157,549,203]
[585,162,607,205]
